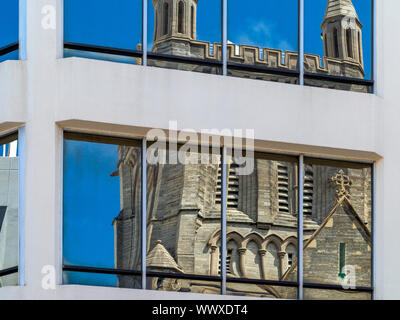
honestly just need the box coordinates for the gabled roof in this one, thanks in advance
[281,195,371,281]
[147,240,184,273]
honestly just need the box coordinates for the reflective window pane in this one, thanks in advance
[0,0,19,63]
[225,153,298,297]
[228,0,298,83]
[146,143,221,294]
[63,136,142,289]
[302,159,372,289]
[64,0,142,65]
[305,0,373,92]
[63,271,119,289]
[0,135,19,287]
[148,0,222,74]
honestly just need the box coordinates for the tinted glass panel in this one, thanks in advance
[225,154,299,296]
[63,136,142,289]
[303,159,372,289]
[145,143,221,294]
[0,135,19,287]
[0,0,19,62]
[63,271,119,289]
[305,0,373,92]
[64,0,142,65]
[148,0,222,74]
[228,0,298,83]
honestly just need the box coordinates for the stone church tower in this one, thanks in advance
[320,0,364,78]
[152,0,200,57]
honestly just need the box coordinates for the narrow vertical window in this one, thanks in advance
[333,28,339,58]
[339,243,346,278]
[163,3,169,35]
[324,36,328,57]
[358,31,362,63]
[346,29,353,58]
[154,10,158,41]
[178,1,184,34]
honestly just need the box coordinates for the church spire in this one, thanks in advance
[322,0,359,24]
[321,0,364,73]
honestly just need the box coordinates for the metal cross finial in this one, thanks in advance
[331,169,352,198]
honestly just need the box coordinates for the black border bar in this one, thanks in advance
[227,61,300,78]
[0,266,18,277]
[64,42,142,58]
[303,282,373,293]
[0,42,19,57]
[304,72,374,87]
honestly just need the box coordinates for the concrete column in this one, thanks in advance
[22,0,64,296]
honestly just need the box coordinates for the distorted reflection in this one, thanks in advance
[227,0,298,83]
[63,137,142,289]
[305,0,372,92]
[0,0,19,63]
[142,144,222,293]
[223,155,298,298]
[283,160,372,299]
[0,137,18,287]
[147,0,222,74]
[64,0,142,65]
[63,137,373,299]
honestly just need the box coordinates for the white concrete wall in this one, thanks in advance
[0,0,399,299]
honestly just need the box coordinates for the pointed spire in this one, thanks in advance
[324,0,359,20]
[147,240,184,272]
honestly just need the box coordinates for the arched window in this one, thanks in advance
[333,28,339,58]
[191,5,194,38]
[178,1,184,34]
[346,28,353,58]
[163,3,169,36]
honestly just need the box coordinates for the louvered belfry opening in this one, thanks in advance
[278,163,290,213]
[215,160,239,209]
[303,165,314,215]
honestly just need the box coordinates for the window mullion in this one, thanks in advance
[221,146,227,294]
[298,155,304,300]
[299,0,304,85]
[142,0,148,66]
[141,139,147,289]
[222,0,227,76]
